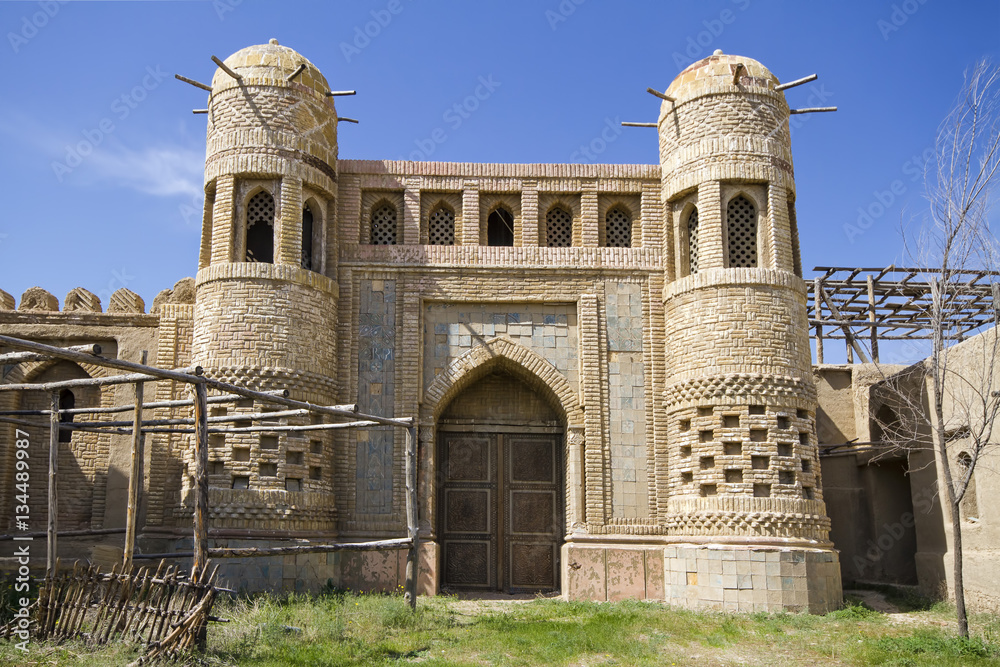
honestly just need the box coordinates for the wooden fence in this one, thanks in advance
[2,558,219,664]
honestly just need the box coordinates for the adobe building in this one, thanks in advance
[0,42,844,612]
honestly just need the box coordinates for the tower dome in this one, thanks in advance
[657,51,793,202]
[210,40,331,99]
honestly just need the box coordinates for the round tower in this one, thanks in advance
[658,52,841,611]
[191,40,340,524]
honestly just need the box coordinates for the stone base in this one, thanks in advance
[563,542,842,613]
[131,536,438,596]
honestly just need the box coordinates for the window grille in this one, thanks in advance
[428,206,455,246]
[370,203,397,245]
[687,207,700,274]
[246,190,275,263]
[546,207,573,247]
[727,195,757,267]
[605,207,632,248]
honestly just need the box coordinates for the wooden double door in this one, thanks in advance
[439,431,562,593]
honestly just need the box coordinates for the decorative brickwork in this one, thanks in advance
[0,44,840,609]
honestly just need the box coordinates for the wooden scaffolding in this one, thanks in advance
[0,334,420,611]
[809,266,1000,364]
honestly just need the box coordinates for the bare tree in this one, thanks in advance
[868,59,1000,637]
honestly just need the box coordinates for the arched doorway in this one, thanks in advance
[437,370,564,593]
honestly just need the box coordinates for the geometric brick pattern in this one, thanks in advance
[356,279,396,514]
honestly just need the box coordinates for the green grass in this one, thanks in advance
[2,592,999,666]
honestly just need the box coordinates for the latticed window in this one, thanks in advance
[301,204,314,270]
[428,206,455,246]
[605,206,632,248]
[726,195,757,267]
[369,203,397,245]
[546,206,573,247]
[246,190,275,263]
[687,207,700,274]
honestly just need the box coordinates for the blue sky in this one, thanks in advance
[0,0,997,318]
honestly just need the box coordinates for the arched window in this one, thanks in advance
[246,190,275,263]
[301,203,315,270]
[604,206,632,248]
[727,194,757,267]
[370,202,397,245]
[687,207,700,274]
[487,207,514,246]
[546,206,573,247]
[58,389,74,444]
[428,205,455,246]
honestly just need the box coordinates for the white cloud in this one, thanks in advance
[82,144,204,199]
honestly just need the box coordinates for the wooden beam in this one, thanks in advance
[621,122,657,128]
[192,382,209,579]
[0,390,289,417]
[326,90,356,97]
[0,335,408,427]
[789,106,837,114]
[47,391,59,577]
[404,426,419,610]
[867,275,879,363]
[0,344,101,365]
[123,351,146,571]
[337,117,359,124]
[211,55,241,81]
[645,87,675,102]
[818,284,871,363]
[285,63,307,82]
[132,537,413,560]
[774,74,817,92]
[813,278,824,364]
[174,74,213,92]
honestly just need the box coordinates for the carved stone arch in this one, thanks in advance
[421,336,582,428]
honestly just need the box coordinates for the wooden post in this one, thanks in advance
[867,275,879,363]
[47,391,59,577]
[403,426,419,610]
[123,351,147,571]
[813,278,824,364]
[192,382,209,580]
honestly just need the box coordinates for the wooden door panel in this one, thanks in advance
[440,431,561,593]
[509,543,557,589]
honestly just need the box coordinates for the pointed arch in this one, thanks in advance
[421,336,582,428]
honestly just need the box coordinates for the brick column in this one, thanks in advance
[277,176,302,265]
[767,184,794,272]
[210,174,236,264]
[640,181,662,252]
[461,180,479,245]
[697,180,724,270]
[580,180,599,247]
[520,180,538,247]
[579,293,606,525]
[403,178,421,245]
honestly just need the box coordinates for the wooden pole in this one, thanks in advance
[123,351,147,571]
[867,275,880,363]
[814,278,824,364]
[47,391,59,577]
[403,426,419,610]
[192,382,209,579]
[774,73,818,91]
[0,344,101,364]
